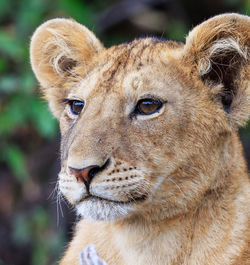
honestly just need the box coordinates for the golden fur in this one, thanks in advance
[30,13,250,265]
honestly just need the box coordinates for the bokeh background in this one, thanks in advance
[0,0,249,264]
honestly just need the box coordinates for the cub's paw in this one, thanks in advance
[80,245,108,265]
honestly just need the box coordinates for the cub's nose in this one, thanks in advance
[69,165,98,185]
[69,159,110,188]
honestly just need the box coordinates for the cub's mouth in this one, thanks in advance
[75,192,146,221]
[78,194,147,205]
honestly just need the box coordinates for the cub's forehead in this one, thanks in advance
[71,38,183,98]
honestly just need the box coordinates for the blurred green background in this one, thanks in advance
[0,0,249,264]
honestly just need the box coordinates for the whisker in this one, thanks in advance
[56,184,60,226]
[167,178,184,196]
[58,191,64,218]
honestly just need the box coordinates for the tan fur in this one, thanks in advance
[30,13,250,265]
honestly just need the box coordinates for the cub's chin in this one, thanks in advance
[76,196,134,221]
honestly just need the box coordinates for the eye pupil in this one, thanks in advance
[70,100,84,115]
[136,98,162,115]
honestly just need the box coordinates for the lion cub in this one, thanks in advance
[30,13,249,265]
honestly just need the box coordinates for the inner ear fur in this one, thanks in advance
[30,18,104,118]
[183,13,250,128]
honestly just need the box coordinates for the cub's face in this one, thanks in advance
[30,15,250,221]
[59,41,204,221]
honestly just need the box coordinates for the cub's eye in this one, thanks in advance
[68,100,84,115]
[135,98,163,115]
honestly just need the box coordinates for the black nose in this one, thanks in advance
[69,159,110,189]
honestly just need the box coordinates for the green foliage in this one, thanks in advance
[0,0,60,182]
[242,0,250,13]
[12,207,65,265]
[167,20,187,42]
[29,98,58,139]
[4,144,29,183]
[0,30,24,59]
[58,0,95,27]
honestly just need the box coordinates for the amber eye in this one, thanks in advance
[69,100,84,115]
[135,98,163,115]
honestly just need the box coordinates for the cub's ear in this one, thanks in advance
[30,18,104,118]
[183,13,250,129]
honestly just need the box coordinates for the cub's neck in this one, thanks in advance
[111,160,249,265]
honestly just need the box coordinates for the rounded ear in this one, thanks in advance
[30,18,104,118]
[183,13,250,129]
